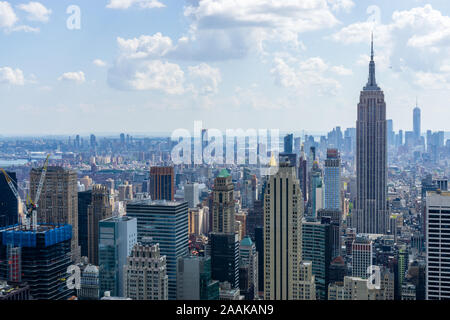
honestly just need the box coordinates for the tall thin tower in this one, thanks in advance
[413,99,421,142]
[354,35,388,234]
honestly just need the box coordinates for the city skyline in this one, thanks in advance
[1,1,450,134]
[0,0,449,304]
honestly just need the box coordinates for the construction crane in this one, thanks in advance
[0,154,51,230]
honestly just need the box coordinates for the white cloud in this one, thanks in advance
[327,0,354,13]
[108,60,185,94]
[0,1,18,28]
[331,65,353,76]
[330,4,450,89]
[188,63,222,95]
[17,2,52,23]
[9,24,39,33]
[0,67,24,85]
[175,0,342,61]
[270,55,347,96]
[58,71,86,84]
[117,33,174,59]
[93,59,107,67]
[106,0,165,10]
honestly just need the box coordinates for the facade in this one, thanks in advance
[210,232,240,289]
[426,191,450,300]
[354,38,388,234]
[150,166,174,201]
[98,216,137,297]
[310,162,323,218]
[88,185,112,265]
[184,183,199,208]
[78,190,92,259]
[239,236,258,300]
[177,255,219,300]
[298,261,316,300]
[0,171,18,228]
[30,166,80,262]
[351,236,373,279]
[328,276,372,300]
[413,105,421,142]
[0,281,31,300]
[124,241,168,300]
[324,149,341,211]
[264,159,304,300]
[126,200,189,300]
[77,262,100,300]
[212,169,235,234]
[0,224,73,300]
[302,218,332,300]
[317,210,342,259]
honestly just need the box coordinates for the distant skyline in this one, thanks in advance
[1,0,450,134]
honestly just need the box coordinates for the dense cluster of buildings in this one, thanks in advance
[0,39,449,300]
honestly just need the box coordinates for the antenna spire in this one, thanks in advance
[364,32,380,91]
[371,32,374,61]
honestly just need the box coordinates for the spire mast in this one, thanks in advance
[371,32,374,61]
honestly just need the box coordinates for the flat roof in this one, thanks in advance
[128,199,186,206]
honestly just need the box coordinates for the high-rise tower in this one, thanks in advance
[264,158,306,300]
[354,35,388,234]
[413,101,421,142]
[212,169,235,234]
[30,166,80,262]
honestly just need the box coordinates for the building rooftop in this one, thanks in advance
[128,199,186,207]
[0,224,72,248]
[217,169,230,178]
[240,236,253,247]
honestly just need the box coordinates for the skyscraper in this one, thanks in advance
[126,200,189,300]
[0,224,74,300]
[284,134,293,154]
[0,171,18,228]
[212,169,235,234]
[413,103,421,142]
[78,190,92,258]
[355,36,388,235]
[302,218,333,300]
[88,185,113,265]
[264,158,305,300]
[99,216,137,297]
[184,182,199,208]
[150,166,175,201]
[351,236,373,279]
[210,232,240,289]
[176,255,219,300]
[324,149,341,211]
[426,191,450,300]
[124,241,168,300]
[239,236,258,300]
[30,166,80,262]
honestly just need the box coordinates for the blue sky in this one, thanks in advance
[0,0,449,135]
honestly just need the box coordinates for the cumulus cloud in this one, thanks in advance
[117,33,174,59]
[330,4,450,89]
[17,2,52,23]
[327,0,354,13]
[0,66,24,85]
[188,63,222,95]
[93,59,107,67]
[108,59,185,94]
[106,0,165,10]
[270,55,350,96]
[58,71,86,84]
[0,1,18,28]
[174,0,342,61]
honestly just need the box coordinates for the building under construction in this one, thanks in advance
[0,224,74,300]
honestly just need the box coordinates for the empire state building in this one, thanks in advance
[354,36,388,234]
